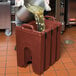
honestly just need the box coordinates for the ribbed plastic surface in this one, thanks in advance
[16,16,62,74]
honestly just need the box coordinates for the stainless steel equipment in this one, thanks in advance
[64,0,76,26]
[68,0,76,25]
[16,6,34,22]
[60,0,65,33]
[50,0,64,33]
[0,2,11,36]
[16,0,51,22]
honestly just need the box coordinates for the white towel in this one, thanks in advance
[44,0,51,11]
[15,0,24,7]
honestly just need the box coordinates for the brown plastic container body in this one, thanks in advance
[55,22,62,61]
[29,20,52,70]
[16,17,61,74]
[50,21,61,65]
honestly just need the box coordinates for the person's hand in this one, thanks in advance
[15,0,24,7]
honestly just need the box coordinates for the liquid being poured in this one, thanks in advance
[26,4,45,32]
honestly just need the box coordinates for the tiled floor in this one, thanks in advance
[0,26,76,76]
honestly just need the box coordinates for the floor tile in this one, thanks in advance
[0,68,5,74]
[64,63,76,70]
[7,46,15,51]
[0,36,8,46]
[7,56,17,62]
[44,70,56,76]
[47,66,54,71]
[0,42,7,47]
[6,73,17,76]
[8,42,16,47]
[6,67,17,74]
[56,70,68,76]
[0,62,6,68]
[18,73,31,76]
[61,57,72,63]
[71,56,76,64]
[68,52,76,57]
[7,50,16,56]
[60,51,69,58]
[53,62,65,71]
[66,47,76,52]
[0,73,4,76]
[0,56,6,62]
[0,51,6,56]
[68,70,76,76]
[7,35,16,47]
[31,72,43,76]
[6,61,17,67]
[18,66,30,73]
[0,47,7,51]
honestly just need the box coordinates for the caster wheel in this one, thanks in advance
[5,29,12,36]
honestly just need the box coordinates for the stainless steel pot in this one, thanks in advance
[16,6,34,22]
[16,0,51,22]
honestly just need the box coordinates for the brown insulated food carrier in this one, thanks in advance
[16,16,62,74]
